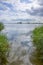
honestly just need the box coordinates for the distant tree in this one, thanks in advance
[0,22,9,65]
[30,26,43,65]
[17,22,22,24]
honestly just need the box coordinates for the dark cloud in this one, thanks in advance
[20,0,43,17]
[0,0,43,17]
[0,3,7,11]
[0,1,13,10]
[0,1,16,12]
[26,7,43,16]
[1,2,13,8]
[38,0,43,5]
[20,0,32,3]
[0,6,6,11]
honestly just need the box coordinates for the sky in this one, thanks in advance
[0,0,43,23]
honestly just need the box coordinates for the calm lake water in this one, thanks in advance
[3,24,42,65]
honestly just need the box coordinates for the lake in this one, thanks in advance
[3,23,42,65]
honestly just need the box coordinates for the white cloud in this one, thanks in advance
[0,0,43,22]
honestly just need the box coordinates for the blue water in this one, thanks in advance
[3,24,41,41]
[3,24,42,65]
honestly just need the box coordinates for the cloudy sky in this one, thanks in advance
[0,0,43,22]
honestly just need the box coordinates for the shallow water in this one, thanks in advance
[3,24,42,65]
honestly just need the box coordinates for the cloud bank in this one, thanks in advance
[0,0,43,22]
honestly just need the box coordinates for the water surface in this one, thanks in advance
[3,24,42,65]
